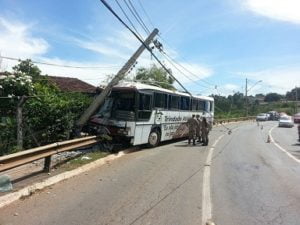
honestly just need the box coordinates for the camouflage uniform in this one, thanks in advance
[196,115,202,142]
[187,116,198,145]
[201,118,209,146]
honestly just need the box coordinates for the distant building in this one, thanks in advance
[46,76,98,95]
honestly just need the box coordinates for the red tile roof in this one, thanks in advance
[47,76,96,94]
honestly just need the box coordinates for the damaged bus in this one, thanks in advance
[86,82,214,147]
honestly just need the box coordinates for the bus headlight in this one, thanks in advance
[117,127,131,135]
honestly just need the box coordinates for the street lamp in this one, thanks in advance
[245,79,262,116]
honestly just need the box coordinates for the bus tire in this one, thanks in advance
[148,129,161,147]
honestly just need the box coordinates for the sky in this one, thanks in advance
[0,0,299,96]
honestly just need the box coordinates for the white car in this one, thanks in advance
[256,113,268,121]
[278,116,294,128]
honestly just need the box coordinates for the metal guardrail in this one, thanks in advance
[0,136,101,173]
[214,116,255,125]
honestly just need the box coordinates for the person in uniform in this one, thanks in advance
[187,114,197,145]
[201,117,209,146]
[196,114,202,143]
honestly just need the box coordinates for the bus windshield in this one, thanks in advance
[96,91,136,119]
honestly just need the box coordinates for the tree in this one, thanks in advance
[12,59,41,81]
[135,64,175,90]
[286,87,300,101]
[0,59,93,155]
[264,93,282,102]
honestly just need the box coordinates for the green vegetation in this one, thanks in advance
[135,64,175,90]
[61,151,109,171]
[0,60,92,155]
[213,91,299,119]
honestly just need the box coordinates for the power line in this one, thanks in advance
[123,0,150,35]
[127,0,151,34]
[0,56,121,69]
[158,51,211,89]
[161,51,212,89]
[163,50,215,87]
[158,36,216,87]
[114,0,144,40]
[137,0,155,29]
[99,0,191,95]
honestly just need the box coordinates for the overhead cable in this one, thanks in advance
[158,35,215,87]
[137,0,155,29]
[123,0,150,35]
[127,0,151,34]
[99,0,191,95]
[0,56,121,69]
[114,0,144,40]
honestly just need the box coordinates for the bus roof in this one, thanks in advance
[113,81,214,101]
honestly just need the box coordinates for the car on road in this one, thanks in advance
[267,111,279,120]
[278,116,294,128]
[256,113,268,121]
[293,113,300,123]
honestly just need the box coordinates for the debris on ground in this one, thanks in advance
[0,175,13,192]
[81,156,92,160]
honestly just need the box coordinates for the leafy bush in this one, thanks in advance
[0,60,93,155]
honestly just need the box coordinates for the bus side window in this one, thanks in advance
[138,93,152,120]
[205,101,210,113]
[198,100,205,111]
[210,101,214,112]
[154,92,167,109]
[192,98,197,111]
[181,97,190,110]
[169,95,180,110]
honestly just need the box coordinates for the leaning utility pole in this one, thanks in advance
[245,78,248,117]
[75,28,159,134]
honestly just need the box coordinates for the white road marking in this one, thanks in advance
[269,125,300,164]
[202,134,224,225]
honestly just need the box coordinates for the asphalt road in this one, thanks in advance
[0,121,300,225]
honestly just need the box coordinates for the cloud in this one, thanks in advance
[224,83,239,91]
[244,0,300,24]
[0,17,49,59]
[0,17,213,89]
[76,40,130,60]
[242,66,300,94]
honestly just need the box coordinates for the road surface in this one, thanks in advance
[0,121,300,225]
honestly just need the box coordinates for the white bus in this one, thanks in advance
[87,82,214,147]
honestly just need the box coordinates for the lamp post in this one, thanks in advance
[245,79,262,116]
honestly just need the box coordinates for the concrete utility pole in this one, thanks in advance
[76,28,159,133]
[17,96,26,150]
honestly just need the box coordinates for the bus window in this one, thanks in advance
[210,101,214,112]
[170,95,180,109]
[154,92,167,109]
[138,93,152,120]
[181,97,190,110]
[205,101,210,112]
[192,98,197,111]
[198,100,205,111]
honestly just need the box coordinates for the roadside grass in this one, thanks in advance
[60,151,109,171]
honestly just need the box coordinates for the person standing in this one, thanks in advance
[187,114,197,145]
[196,114,202,143]
[201,117,209,146]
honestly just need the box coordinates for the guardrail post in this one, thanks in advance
[43,156,52,173]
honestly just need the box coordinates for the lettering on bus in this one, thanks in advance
[164,116,189,122]
[163,123,188,138]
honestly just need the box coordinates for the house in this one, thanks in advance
[46,76,98,95]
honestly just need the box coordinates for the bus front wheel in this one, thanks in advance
[148,129,161,147]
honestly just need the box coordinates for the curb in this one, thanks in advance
[0,150,127,209]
